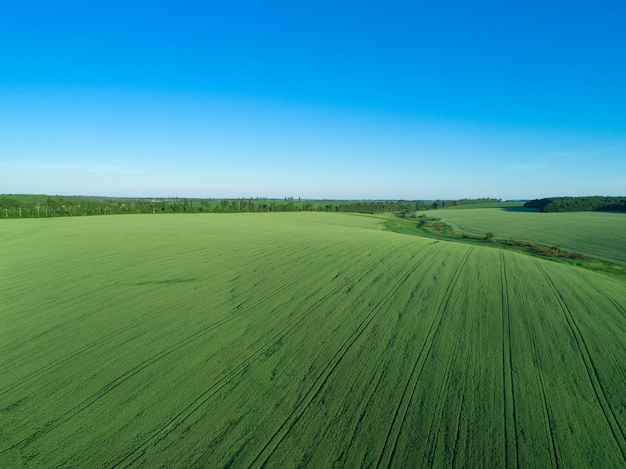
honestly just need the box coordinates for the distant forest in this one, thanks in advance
[524,196,626,213]
[0,195,501,219]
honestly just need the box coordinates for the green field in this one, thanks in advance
[1,213,625,467]
[427,207,626,265]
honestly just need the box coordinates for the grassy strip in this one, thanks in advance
[384,213,626,281]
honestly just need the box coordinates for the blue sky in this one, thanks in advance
[1,1,625,199]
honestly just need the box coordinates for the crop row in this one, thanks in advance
[1,213,624,467]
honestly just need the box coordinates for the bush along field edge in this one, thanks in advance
[383,212,626,281]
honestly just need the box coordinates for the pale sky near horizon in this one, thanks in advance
[1,1,625,200]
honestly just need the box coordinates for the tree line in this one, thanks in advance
[0,195,502,219]
[524,196,626,212]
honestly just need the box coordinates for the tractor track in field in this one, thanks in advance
[0,241,324,357]
[0,245,333,397]
[528,334,560,468]
[536,262,626,463]
[0,251,338,456]
[376,247,473,469]
[336,363,387,467]
[1,255,228,353]
[500,252,519,469]
[573,270,626,317]
[110,243,439,468]
[570,270,626,386]
[247,245,440,469]
[336,287,428,467]
[525,273,560,469]
[167,253,402,469]
[0,252,298,397]
[334,264,439,468]
[0,292,143,355]
[0,292,205,398]
[450,337,470,469]
[0,244,322,396]
[332,277,425,468]
[422,267,469,469]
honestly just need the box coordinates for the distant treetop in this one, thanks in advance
[0,195,503,219]
[524,196,626,212]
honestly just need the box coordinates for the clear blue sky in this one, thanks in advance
[1,1,625,199]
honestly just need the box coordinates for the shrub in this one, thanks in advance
[565,252,586,260]
[539,248,558,257]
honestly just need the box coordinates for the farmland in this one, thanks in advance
[1,213,625,467]
[428,206,626,265]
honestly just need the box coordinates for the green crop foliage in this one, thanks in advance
[1,213,625,467]
[427,207,626,265]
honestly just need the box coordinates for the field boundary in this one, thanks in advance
[382,214,626,281]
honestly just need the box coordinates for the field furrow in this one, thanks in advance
[527,310,560,468]
[250,246,439,468]
[2,257,332,456]
[574,270,626,316]
[1,213,624,468]
[421,268,469,468]
[449,347,470,469]
[504,255,559,468]
[330,358,388,468]
[377,247,473,468]
[110,247,404,468]
[500,252,518,469]
[536,262,626,462]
